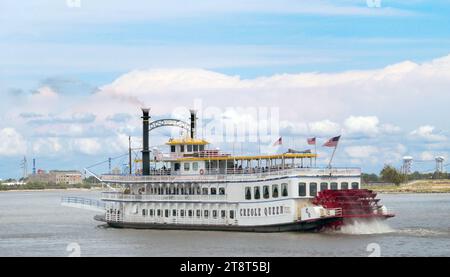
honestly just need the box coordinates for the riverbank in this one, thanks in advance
[363,179,450,193]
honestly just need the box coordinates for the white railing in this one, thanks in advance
[102,192,227,202]
[100,167,361,183]
[61,196,106,212]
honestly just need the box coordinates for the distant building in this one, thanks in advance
[28,170,82,185]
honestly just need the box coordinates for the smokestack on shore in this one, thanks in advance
[190,109,197,139]
[142,108,150,176]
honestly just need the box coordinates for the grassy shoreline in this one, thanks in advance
[363,180,450,193]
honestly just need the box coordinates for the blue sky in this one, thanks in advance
[1,0,450,178]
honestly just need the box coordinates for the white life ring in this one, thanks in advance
[199,169,205,175]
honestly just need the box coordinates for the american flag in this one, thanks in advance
[323,135,341,147]
[272,137,282,146]
[307,137,316,145]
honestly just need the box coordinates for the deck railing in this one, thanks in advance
[100,167,361,183]
[102,192,227,202]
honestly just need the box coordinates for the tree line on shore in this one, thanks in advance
[0,176,102,191]
[362,165,449,185]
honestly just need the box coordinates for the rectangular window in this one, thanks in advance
[330,182,338,190]
[309,183,318,197]
[221,210,226,218]
[341,182,349,190]
[281,183,288,197]
[157,209,161,217]
[263,185,270,199]
[187,145,193,152]
[351,182,359,189]
[212,210,218,218]
[165,209,169,218]
[196,210,201,218]
[171,146,176,153]
[193,145,199,152]
[172,209,177,217]
[210,187,217,195]
[254,187,261,199]
[150,209,154,217]
[142,209,146,216]
[272,184,279,198]
[193,162,199,171]
[219,187,225,195]
[298,183,306,196]
[320,182,328,191]
[199,145,205,151]
[180,145,184,152]
[180,210,185,217]
[184,163,190,171]
[188,210,193,217]
[230,210,235,219]
[245,187,252,200]
[204,210,209,218]
[202,188,209,195]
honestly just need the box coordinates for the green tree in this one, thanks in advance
[380,165,406,186]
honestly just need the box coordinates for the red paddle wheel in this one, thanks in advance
[313,189,395,229]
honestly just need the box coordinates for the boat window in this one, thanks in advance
[196,210,201,218]
[171,146,176,152]
[263,185,270,199]
[213,210,218,218]
[184,163,190,171]
[320,182,328,191]
[210,187,217,195]
[330,182,338,190]
[202,188,209,195]
[193,145,199,152]
[281,183,288,197]
[230,210,235,219]
[204,210,209,218]
[150,209,154,217]
[219,187,225,195]
[188,210,193,217]
[180,210,185,217]
[199,145,205,151]
[298,183,306,196]
[172,209,177,217]
[165,209,169,217]
[309,183,318,197]
[142,209,146,216]
[351,182,359,189]
[272,185,279,198]
[280,206,284,214]
[341,182,349,190]
[180,145,184,152]
[276,207,279,215]
[187,145,193,152]
[221,210,226,218]
[258,208,261,216]
[193,162,199,171]
[245,187,252,200]
[254,187,261,199]
[157,209,161,217]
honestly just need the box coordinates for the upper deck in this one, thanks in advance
[100,167,361,184]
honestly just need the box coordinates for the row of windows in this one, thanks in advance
[183,162,199,171]
[298,182,360,197]
[240,206,284,217]
[245,184,288,200]
[140,209,235,219]
[171,145,205,153]
[148,186,225,195]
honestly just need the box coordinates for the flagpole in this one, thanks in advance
[328,145,338,168]
[314,141,317,167]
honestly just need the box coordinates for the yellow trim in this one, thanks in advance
[175,153,317,162]
[166,138,209,145]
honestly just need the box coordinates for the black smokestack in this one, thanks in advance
[190,109,196,139]
[142,108,150,176]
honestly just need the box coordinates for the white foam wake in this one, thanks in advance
[338,219,395,235]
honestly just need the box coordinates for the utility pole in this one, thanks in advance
[129,136,132,175]
[20,156,28,179]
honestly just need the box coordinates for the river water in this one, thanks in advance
[0,191,449,257]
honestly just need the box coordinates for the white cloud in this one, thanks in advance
[308,120,341,136]
[0,128,27,156]
[410,125,447,142]
[72,138,102,155]
[344,116,379,137]
[345,145,379,159]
